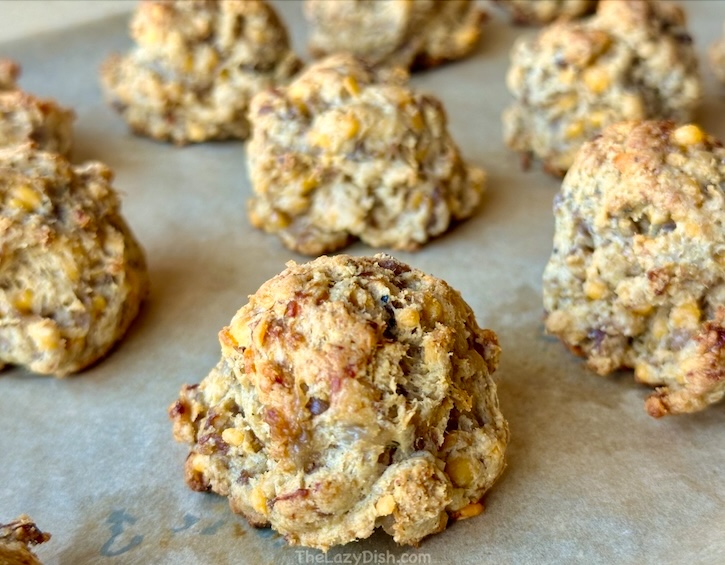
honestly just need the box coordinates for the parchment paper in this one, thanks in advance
[1,2,724,564]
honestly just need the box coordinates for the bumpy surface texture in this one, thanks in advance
[170,254,508,550]
[100,0,301,145]
[0,515,50,565]
[0,145,148,376]
[0,59,20,90]
[543,120,725,417]
[503,0,701,176]
[304,0,486,70]
[0,59,74,157]
[709,21,725,84]
[247,54,485,255]
[494,0,597,25]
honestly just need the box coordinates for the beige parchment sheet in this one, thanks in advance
[1,1,725,564]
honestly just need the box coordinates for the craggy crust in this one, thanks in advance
[503,0,701,176]
[709,21,725,84]
[247,54,485,255]
[0,59,74,157]
[0,515,50,565]
[170,254,508,550]
[543,120,725,417]
[100,0,301,145]
[493,0,597,25]
[304,0,486,70]
[0,59,20,91]
[0,145,148,377]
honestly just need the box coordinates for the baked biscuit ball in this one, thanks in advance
[494,0,597,25]
[247,54,485,255]
[304,0,486,70]
[543,120,725,417]
[709,21,725,84]
[503,0,701,176]
[0,59,20,90]
[0,145,148,377]
[0,516,50,565]
[100,0,301,145]
[170,254,508,550]
[0,59,74,157]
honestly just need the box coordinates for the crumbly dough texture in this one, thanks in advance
[0,59,20,91]
[709,21,725,84]
[494,0,597,25]
[543,120,725,417]
[304,0,486,70]
[0,145,148,377]
[247,54,485,255]
[503,0,701,176]
[100,0,301,145]
[0,515,50,565]
[170,254,508,550]
[0,59,74,157]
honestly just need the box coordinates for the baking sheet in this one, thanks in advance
[1,1,725,564]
